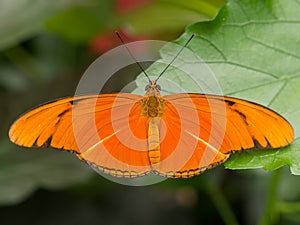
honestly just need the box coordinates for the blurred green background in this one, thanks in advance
[1,0,300,225]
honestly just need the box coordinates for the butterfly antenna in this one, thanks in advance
[155,34,195,82]
[115,31,151,82]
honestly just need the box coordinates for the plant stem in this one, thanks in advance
[257,169,281,225]
[206,182,240,225]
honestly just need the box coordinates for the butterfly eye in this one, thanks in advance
[156,85,161,91]
[145,84,150,91]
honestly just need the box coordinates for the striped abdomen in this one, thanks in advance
[148,117,161,164]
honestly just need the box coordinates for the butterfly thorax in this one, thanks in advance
[141,81,165,118]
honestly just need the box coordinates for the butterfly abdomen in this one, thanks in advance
[148,117,161,164]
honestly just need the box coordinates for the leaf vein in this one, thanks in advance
[245,36,300,60]
[205,61,278,79]
[268,79,288,107]
[197,35,227,60]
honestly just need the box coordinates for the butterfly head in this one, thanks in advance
[145,80,161,97]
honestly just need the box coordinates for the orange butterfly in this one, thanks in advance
[8,80,294,178]
[8,35,294,178]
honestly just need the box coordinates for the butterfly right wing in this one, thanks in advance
[154,93,293,178]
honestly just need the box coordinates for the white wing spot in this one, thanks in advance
[85,130,120,153]
[186,130,220,154]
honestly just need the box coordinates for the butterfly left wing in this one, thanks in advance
[153,93,294,178]
[9,93,152,178]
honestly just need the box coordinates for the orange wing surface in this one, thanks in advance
[9,82,294,178]
[9,94,151,177]
[155,93,294,177]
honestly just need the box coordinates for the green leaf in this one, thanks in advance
[121,0,225,34]
[226,139,300,174]
[45,0,115,43]
[135,0,300,174]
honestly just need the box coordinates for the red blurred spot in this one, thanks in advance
[89,0,153,53]
[89,30,151,53]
